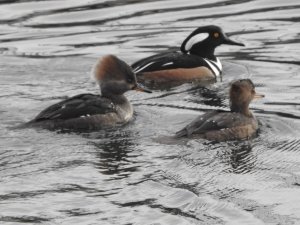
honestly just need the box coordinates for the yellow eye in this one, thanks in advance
[213,32,219,38]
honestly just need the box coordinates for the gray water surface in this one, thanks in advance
[1,0,300,224]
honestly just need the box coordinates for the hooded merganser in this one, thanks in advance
[175,79,264,141]
[26,55,151,131]
[132,25,244,83]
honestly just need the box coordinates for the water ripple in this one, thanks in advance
[1,0,300,224]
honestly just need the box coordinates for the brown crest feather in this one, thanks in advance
[94,55,134,82]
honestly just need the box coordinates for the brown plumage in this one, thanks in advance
[141,67,214,83]
[94,55,135,82]
[175,79,264,141]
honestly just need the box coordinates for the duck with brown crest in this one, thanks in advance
[26,55,151,131]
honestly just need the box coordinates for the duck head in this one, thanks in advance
[180,25,245,59]
[229,79,264,116]
[94,55,152,97]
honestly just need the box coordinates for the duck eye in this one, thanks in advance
[127,78,133,83]
[213,32,219,38]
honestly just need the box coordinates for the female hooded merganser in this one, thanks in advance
[175,79,264,141]
[26,55,151,131]
[132,25,244,83]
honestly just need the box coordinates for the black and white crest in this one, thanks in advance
[131,25,244,78]
[183,33,209,52]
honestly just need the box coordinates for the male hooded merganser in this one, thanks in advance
[26,55,151,131]
[175,79,264,141]
[132,25,244,83]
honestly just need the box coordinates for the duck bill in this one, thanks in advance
[223,36,245,46]
[254,93,265,99]
[132,83,152,93]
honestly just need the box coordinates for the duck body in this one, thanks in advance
[175,110,259,142]
[175,79,264,142]
[132,25,244,84]
[132,51,218,82]
[27,93,133,130]
[26,55,151,131]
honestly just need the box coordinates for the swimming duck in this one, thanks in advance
[175,79,264,141]
[26,55,151,131]
[132,25,244,83]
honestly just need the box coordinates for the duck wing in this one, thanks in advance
[132,51,208,74]
[32,94,116,122]
[175,111,250,137]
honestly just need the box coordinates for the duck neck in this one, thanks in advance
[103,93,133,121]
[100,82,129,105]
[190,44,217,60]
[103,92,129,105]
[230,103,252,117]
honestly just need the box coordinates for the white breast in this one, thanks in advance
[203,57,222,77]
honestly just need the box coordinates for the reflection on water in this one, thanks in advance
[222,142,255,174]
[1,0,300,224]
[91,130,138,177]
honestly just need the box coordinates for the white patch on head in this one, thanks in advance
[162,62,174,67]
[184,33,209,52]
[61,105,66,109]
[134,61,155,73]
